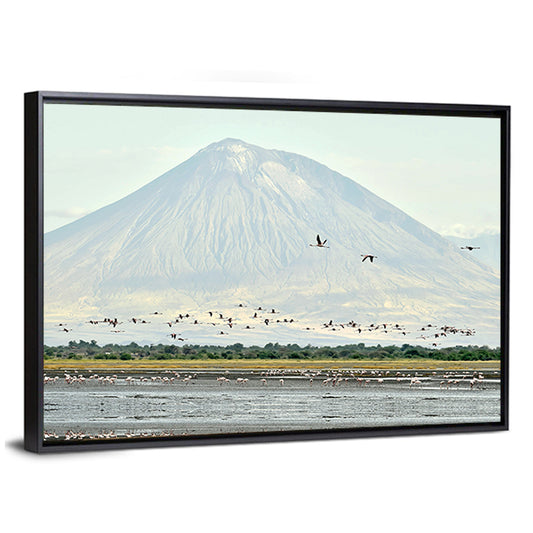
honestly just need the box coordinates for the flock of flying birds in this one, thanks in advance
[57,311,476,348]
[55,234,481,347]
[312,234,479,260]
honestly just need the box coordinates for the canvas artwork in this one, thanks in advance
[40,101,504,444]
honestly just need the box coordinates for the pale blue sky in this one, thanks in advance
[44,103,501,236]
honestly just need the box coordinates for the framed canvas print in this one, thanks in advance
[24,92,509,452]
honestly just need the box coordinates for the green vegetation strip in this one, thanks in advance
[45,339,500,363]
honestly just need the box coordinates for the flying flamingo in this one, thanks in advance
[461,246,480,251]
[310,234,329,248]
[361,254,377,263]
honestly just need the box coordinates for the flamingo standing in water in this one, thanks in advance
[310,235,329,248]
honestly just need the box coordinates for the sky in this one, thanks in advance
[43,103,501,236]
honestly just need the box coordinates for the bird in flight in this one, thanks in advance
[361,254,377,263]
[461,246,480,251]
[310,235,329,248]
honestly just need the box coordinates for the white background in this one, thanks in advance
[2,1,531,531]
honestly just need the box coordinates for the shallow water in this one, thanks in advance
[43,369,501,439]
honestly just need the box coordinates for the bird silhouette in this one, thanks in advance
[361,254,377,263]
[310,234,329,248]
[461,246,480,251]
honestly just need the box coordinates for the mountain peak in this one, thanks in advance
[203,137,254,153]
[218,137,248,145]
[194,138,274,174]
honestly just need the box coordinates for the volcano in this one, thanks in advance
[44,138,500,346]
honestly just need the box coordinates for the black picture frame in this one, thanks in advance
[24,91,510,453]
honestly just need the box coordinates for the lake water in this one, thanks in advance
[43,369,501,440]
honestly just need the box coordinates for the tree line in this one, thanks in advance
[44,340,500,361]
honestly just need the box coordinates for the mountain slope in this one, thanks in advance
[44,138,500,345]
